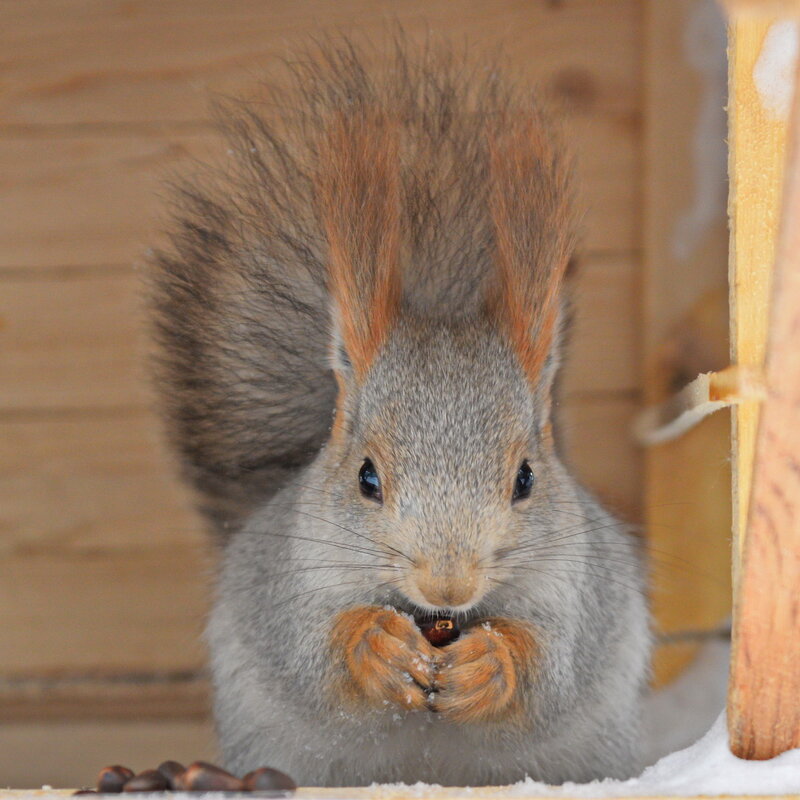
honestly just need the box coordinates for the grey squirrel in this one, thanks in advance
[150,38,650,786]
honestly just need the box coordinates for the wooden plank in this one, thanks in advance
[0,260,638,412]
[0,132,217,271]
[0,273,149,411]
[0,720,215,789]
[0,547,211,675]
[0,675,210,723]
[1,793,797,800]
[1,795,798,800]
[0,412,203,553]
[558,394,642,521]
[563,257,640,396]
[643,0,732,686]
[726,17,789,599]
[0,118,638,271]
[728,41,800,761]
[0,0,639,126]
[645,411,733,684]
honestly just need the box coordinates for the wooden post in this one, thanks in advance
[727,12,800,759]
[723,0,800,14]
[726,12,791,613]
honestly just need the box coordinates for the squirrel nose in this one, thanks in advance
[414,561,479,608]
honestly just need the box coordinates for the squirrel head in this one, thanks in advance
[315,106,575,613]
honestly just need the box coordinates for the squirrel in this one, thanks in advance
[149,38,650,786]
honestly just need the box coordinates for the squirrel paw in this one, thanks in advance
[431,618,537,724]
[331,606,438,712]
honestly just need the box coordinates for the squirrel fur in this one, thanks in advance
[150,37,650,786]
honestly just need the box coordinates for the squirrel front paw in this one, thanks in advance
[431,618,537,724]
[330,606,438,712]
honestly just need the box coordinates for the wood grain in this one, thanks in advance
[0,132,218,271]
[0,794,798,800]
[0,273,150,411]
[721,0,800,16]
[559,394,642,521]
[0,793,797,800]
[0,0,639,126]
[0,412,203,553]
[727,17,789,598]
[0,674,210,722]
[0,720,215,789]
[0,259,639,412]
[0,118,638,271]
[564,257,640,396]
[0,547,212,675]
[643,0,732,686]
[728,48,800,761]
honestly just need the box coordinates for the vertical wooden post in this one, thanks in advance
[726,5,800,759]
[726,13,790,606]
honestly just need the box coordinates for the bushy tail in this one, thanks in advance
[149,36,575,535]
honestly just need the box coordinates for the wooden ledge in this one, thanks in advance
[1,791,799,800]
[2,792,800,800]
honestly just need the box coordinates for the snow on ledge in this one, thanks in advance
[363,714,800,799]
[503,714,800,797]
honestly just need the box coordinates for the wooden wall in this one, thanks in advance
[0,1,644,787]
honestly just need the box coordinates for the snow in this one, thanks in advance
[753,20,799,119]
[672,0,727,262]
[495,713,800,797]
[641,637,731,764]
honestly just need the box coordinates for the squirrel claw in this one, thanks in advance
[331,605,438,712]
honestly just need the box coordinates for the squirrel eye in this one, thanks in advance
[358,458,383,503]
[512,460,534,502]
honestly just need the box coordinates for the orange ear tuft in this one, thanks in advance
[317,110,402,380]
[487,113,575,386]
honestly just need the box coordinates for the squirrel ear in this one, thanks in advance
[486,113,575,389]
[317,111,402,382]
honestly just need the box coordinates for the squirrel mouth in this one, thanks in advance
[383,594,471,647]
[388,592,481,629]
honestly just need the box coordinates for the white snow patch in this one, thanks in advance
[672,0,727,262]
[502,713,800,796]
[641,636,731,764]
[754,20,799,119]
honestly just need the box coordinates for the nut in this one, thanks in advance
[96,765,135,793]
[418,617,460,647]
[242,767,298,793]
[123,770,168,792]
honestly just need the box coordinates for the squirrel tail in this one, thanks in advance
[149,36,575,535]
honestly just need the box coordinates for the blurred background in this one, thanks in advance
[0,0,731,788]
